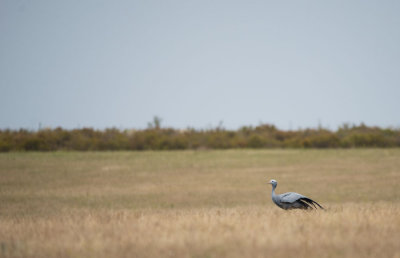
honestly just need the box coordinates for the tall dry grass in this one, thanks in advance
[1,205,399,258]
[0,149,400,257]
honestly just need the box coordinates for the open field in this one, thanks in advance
[1,149,400,257]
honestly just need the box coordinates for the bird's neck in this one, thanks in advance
[271,185,277,197]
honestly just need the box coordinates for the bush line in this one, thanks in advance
[0,123,399,151]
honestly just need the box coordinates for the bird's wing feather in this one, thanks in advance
[301,197,325,209]
[279,192,306,203]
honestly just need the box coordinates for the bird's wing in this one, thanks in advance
[279,192,306,203]
[280,193,325,209]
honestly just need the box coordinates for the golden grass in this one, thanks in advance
[0,149,400,257]
[1,205,399,258]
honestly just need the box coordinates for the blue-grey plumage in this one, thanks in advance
[268,179,324,210]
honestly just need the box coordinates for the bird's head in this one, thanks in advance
[268,179,277,187]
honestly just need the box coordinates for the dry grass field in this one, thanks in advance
[0,149,400,258]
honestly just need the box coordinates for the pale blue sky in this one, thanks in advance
[1,0,399,130]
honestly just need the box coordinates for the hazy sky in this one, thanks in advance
[1,0,399,130]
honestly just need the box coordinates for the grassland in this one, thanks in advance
[0,149,400,258]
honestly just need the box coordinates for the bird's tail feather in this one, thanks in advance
[297,199,312,209]
[301,198,324,210]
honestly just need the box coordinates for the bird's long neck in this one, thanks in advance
[271,184,277,198]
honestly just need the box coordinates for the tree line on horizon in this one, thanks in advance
[0,122,399,152]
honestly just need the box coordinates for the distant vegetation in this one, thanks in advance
[0,121,399,151]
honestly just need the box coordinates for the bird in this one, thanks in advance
[268,179,324,210]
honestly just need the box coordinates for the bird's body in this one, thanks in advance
[268,179,324,210]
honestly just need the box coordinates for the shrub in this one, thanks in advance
[1,123,399,151]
